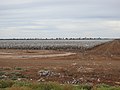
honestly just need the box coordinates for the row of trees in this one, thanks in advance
[0,37,112,40]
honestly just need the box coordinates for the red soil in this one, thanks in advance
[0,40,120,85]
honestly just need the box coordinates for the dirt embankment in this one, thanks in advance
[87,40,120,56]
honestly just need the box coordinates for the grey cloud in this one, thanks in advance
[0,0,120,38]
[0,0,120,22]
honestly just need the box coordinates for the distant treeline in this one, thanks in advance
[0,37,114,40]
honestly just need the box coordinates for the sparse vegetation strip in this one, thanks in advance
[0,80,120,90]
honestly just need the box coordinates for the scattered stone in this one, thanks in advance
[72,78,79,84]
[97,78,100,82]
[79,77,84,82]
[17,78,22,81]
[115,82,120,85]
[38,78,45,82]
[72,63,77,66]
[90,57,94,60]
[2,75,7,78]
[77,67,94,73]
[38,70,61,77]
[38,70,50,77]
[110,54,113,57]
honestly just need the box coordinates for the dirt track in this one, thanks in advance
[0,40,120,85]
[0,52,76,59]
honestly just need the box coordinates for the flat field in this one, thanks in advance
[0,40,120,86]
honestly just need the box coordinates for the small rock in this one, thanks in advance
[38,78,45,82]
[2,75,7,78]
[17,78,21,81]
[79,77,84,81]
[72,63,77,66]
[115,82,120,85]
[38,70,50,76]
[97,78,100,82]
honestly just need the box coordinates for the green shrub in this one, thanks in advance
[0,76,4,79]
[13,81,32,87]
[0,80,14,88]
[10,75,18,80]
[0,80,120,90]
[74,85,92,90]
[9,72,26,80]
[6,86,32,90]
[30,82,63,90]
[0,72,5,76]
[96,84,120,90]
[3,67,12,71]
[63,84,74,90]
[82,84,92,90]
[97,84,110,88]
[15,67,23,70]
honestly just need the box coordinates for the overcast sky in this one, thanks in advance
[0,0,120,38]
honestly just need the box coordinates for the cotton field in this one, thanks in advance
[0,40,110,50]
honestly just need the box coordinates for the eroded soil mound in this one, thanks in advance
[88,39,120,56]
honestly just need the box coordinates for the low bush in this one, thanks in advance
[0,71,5,76]
[15,67,23,71]
[96,84,120,90]
[0,80,120,90]
[0,80,14,88]
[6,86,32,90]
[9,72,26,80]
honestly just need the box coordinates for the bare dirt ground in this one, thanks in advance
[0,40,120,86]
